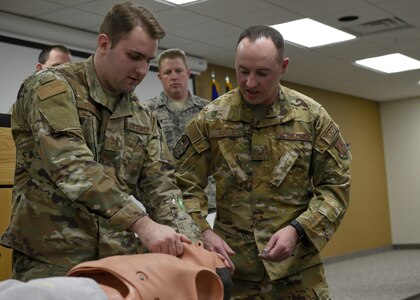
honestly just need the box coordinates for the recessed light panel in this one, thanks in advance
[155,0,204,5]
[271,18,356,48]
[355,53,420,74]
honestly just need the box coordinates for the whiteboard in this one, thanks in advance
[0,37,193,113]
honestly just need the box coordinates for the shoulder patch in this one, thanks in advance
[335,137,350,159]
[321,122,339,145]
[36,80,67,100]
[173,135,190,159]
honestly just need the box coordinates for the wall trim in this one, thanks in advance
[324,244,420,264]
[393,244,420,250]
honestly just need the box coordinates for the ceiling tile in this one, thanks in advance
[39,8,103,29]
[274,0,368,18]
[180,42,236,67]
[314,39,386,61]
[315,4,394,30]
[75,0,172,16]
[0,0,65,17]
[376,0,420,15]
[184,0,273,19]
[168,20,242,42]
[155,7,213,30]
[158,34,197,49]
[228,6,299,27]
[48,0,94,6]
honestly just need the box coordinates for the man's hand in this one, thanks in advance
[131,216,191,256]
[258,225,299,262]
[202,229,235,273]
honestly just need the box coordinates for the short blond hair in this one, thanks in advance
[158,48,188,71]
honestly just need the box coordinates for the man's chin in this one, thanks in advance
[123,85,137,94]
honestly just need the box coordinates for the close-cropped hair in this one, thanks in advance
[99,1,165,48]
[237,25,285,61]
[38,45,71,64]
[157,48,188,71]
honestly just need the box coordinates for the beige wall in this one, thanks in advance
[194,65,392,259]
[195,65,237,101]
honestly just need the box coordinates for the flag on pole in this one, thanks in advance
[225,76,233,92]
[211,71,219,100]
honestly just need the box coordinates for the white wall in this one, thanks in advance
[0,40,193,114]
[0,12,196,114]
[381,98,420,244]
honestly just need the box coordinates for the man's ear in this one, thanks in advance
[97,34,111,54]
[281,57,289,74]
[35,63,43,71]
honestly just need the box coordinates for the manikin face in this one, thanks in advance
[96,25,158,93]
[235,37,289,105]
[158,57,191,100]
[36,49,71,70]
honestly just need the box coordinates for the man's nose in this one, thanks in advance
[246,74,257,88]
[135,61,149,77]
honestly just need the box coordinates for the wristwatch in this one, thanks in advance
[290,220,306,242]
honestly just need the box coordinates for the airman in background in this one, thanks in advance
[36,44,72,70]
[143,48,216,215]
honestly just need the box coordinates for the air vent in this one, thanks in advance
[343,17,413,36]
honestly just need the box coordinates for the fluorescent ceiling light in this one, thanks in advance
[156,0,202,5]
[355,53,420,74]
[271,18,355,48]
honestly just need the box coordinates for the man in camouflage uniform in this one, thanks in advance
[36,44,72,70]
[1,1,200,281]
[142,48,216,214]
[174,25,351,299]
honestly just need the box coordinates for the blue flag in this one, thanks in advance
[211,71,219,100]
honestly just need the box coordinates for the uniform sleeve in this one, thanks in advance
[137,116,202,241]
[174,114,213,232]
[24,73,146,232]
[296,106,351,251]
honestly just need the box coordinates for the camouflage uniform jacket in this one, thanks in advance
[174,85,351,282]
[1,56,200,270]
[142,91,209,152]
[143,92,216,211]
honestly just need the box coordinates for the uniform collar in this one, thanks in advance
[159,91,196,112]
[219,84,295,125]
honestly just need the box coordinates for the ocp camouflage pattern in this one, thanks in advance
[1,56,201,273]
[174,85,351,282]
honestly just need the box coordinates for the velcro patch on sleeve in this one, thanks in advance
[320,121,339,145]
[186,120,202,143]
[36,80,67,100]
[335,136,350,159]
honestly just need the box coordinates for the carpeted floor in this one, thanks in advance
[324,249,420,300]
